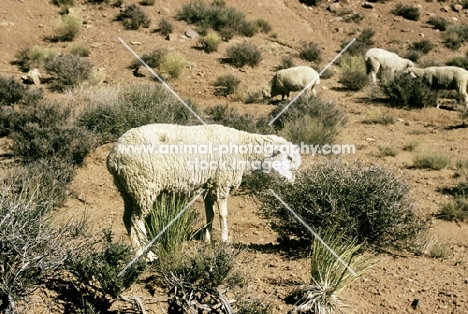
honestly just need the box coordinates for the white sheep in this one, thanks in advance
[107,123,302,261]
[263,66,321,100]
[365,48,414,84]
[405,66,468,109]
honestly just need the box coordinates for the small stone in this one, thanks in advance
[441,6,451,12]
[90,42,102,48]
[329,3,342,13]
[394,16,402,21]
[38,24,44,28]
[27,68,41,85]
[0,22,8,27]
[321,86,328,90]
[366,137,376,142]
[453,17,458,21]
[185,29,199,39]
[362,2,374,9]
[419,33,424,37]
[339,0,351,4]
[453,4,463,12]
[167,33,177,41]
[159,7,170,15]
[336,27,344,33]
[130,41,142,45]
[330,17,344,22]
[411,299,420,310]
[397,118,405,123]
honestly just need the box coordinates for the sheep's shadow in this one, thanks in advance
[233,237,311,260]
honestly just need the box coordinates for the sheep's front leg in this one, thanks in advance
[217,197,229,242]
[204,193,215,242]
[130,214,156,262]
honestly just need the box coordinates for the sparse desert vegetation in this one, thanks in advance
[0,0,467,313]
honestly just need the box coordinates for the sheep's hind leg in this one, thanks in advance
[130,213,156,262]
[217,196,229,242]
[204,192,215,242]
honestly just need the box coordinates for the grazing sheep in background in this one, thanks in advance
[365,48,414,84]
[263,66,321,100]
[107,123,302,261]
[405,66,468,108]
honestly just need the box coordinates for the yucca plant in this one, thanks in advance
[145,192,198,257]
[290,228,377,314]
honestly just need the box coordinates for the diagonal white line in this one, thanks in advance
[268,189,357,277]
[118,189,206,277]
[118,37,207,125]
[268,38,357,126]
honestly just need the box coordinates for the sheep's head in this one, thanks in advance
[263,136,302,182]
[404,67,418,78]
[262,86,272,99]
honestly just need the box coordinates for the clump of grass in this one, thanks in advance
[271,96,347,145]
[78,84,200,143]
[198,30,221,53]
[341,28,375,57]
[14,45,58,71]
[52,0,74,13]
[158,17,174,37]
[380,73,438,108]
[115,4,151,30]
[299,0,322,6]
[446,56,468,70]
[69,42,91,57]
[299,41,322,63]
[343,12,364,24]
[410,39,434,54]
[402,139,420,152]
[44,54,94,91]
[413,149,450,170]
[379,144,398,157]
[427,16,451,31]
[392,3,420,21]
[429,241,451,258]
[362,108,394,125]
[338,56,368,90]
[236,299,273,314]
[53,13,82,41]
[405,50,423,62]
[254,18,272,33]
[141,0,155,5]
[443,24,468,50]
[225,41,262,68]
[130,48,168,70]
[260,159,426,250]
[213,73,241,96]
[145,192,197,257]
[439,196,468,222]
[158,52,185,80]
[290,228,377,314]
[0,75,43,106]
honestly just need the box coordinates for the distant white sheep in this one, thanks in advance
[365,48,414,84]
[107,123,302,261]
[263,66,321,100]
[406,66,468,108]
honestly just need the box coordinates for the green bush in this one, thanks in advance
[405,49,423,62]
[14,45,58,71]
[260,159,426,249]
[225,41,262,68]
[443,24,468,50]
[410,39,434,54]
[158,52,185,80]
[141,0,155,5]
[413,149,450,170]
[145,192,197,257]
[130,48,168,70]
[362,108,394,125]
[213,73,241,96]
[62,229,146,312]
[339,70,368,91]
[237,299,273,314]
[343,12,364,24]
[439,195,468,222]
[446,56,468,70]
[69,42,91,57]
[198,30,222,53]
[45,54,94,91]
[380,73,438,108]
[54,13,82,41]
[158,17,174,37]
[275,56,295,71]
[379,144,398,157]
[341,28,375,56]
[427,16,450,31]
[204,104,273,134]
[299,0,322,5]
[177,0,258,38]
[0,75,43,106]
[290,228,376,314]
[392,3,420,21]
[78,84,200,143]
[115,4,151,30]
[270,96,347,145]
[298,41,322,62]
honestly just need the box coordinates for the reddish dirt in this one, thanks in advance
[1,0,468,313]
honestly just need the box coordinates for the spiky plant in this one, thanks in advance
[290,228,377,314]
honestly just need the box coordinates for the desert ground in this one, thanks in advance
[1,0,468,313]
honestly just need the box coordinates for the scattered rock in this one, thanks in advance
[159,7,170,15]
[28,68,41,85]
[394,16,402,21]
[419,33,424,37]
[321,85,328,90]
[38,24,43,28]
[328,3,343,13]
[453,17,458,21]
[362,2,374,9]
[336,27,344,33]
[167,33,177,41]
[339,0,351,4]
[441,6,451,13]
[90,42,102,48]
[185,29,199,39]
[453,4,463,12]
[0,21,9,27]
[130,41,142,45]
[330,17,343,22]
